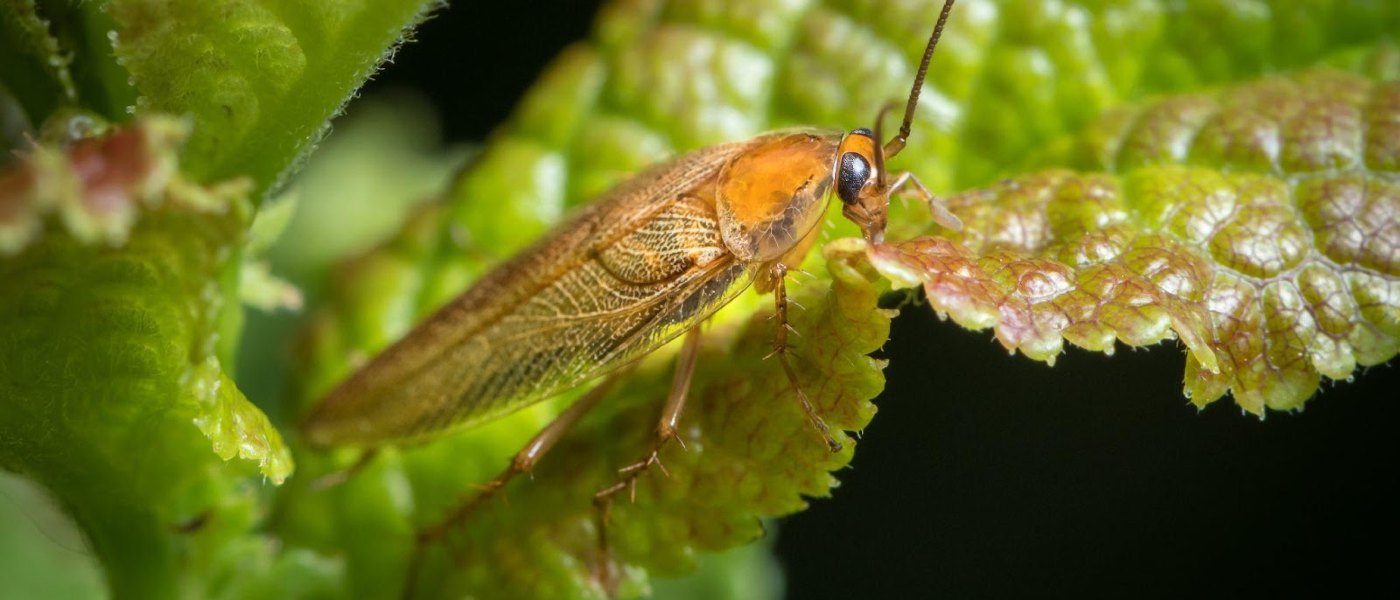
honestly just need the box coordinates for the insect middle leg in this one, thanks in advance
[594,326,703,505]
[768,262,843,453]
[589,326,703,593]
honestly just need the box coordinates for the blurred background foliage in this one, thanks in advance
[2,0,1398,598]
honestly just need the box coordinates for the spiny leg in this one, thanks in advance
[888,171,962,232]
[594,327,702,505]
[592,326,704,592]
[768,262,843,453]
[403,374,619,599]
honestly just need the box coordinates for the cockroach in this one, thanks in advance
[301,0,961,590]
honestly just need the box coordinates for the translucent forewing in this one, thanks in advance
[302,139,770,446]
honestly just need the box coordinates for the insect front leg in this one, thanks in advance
[769,262,843,453]
[888,171,963,232]
[403,374,620,599]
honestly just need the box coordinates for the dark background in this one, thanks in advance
[363,2,1400,598]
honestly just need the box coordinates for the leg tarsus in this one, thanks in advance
[591,495,620,597]
[889,171,962,232]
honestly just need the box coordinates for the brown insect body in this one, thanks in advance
[303,128,868,446]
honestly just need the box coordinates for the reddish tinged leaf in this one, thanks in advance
[872,69,1399,414]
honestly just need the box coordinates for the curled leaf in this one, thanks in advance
[0,118,290,596]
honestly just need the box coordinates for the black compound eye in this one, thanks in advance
[837,152,871,205]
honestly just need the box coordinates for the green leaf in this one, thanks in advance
[871,65,1400,414]
[280,1,1400,597]
[17,0,1388,596]
[951,0,1400,186]
[0,118,292,598]
[106,0,442,200]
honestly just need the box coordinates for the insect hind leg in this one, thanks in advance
[403,373,620,599]
[309,447,380,490]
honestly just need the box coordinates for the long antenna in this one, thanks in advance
[884,0,955,159]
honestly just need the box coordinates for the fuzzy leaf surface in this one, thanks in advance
[0,119,292,598]
[106,0,440,200]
